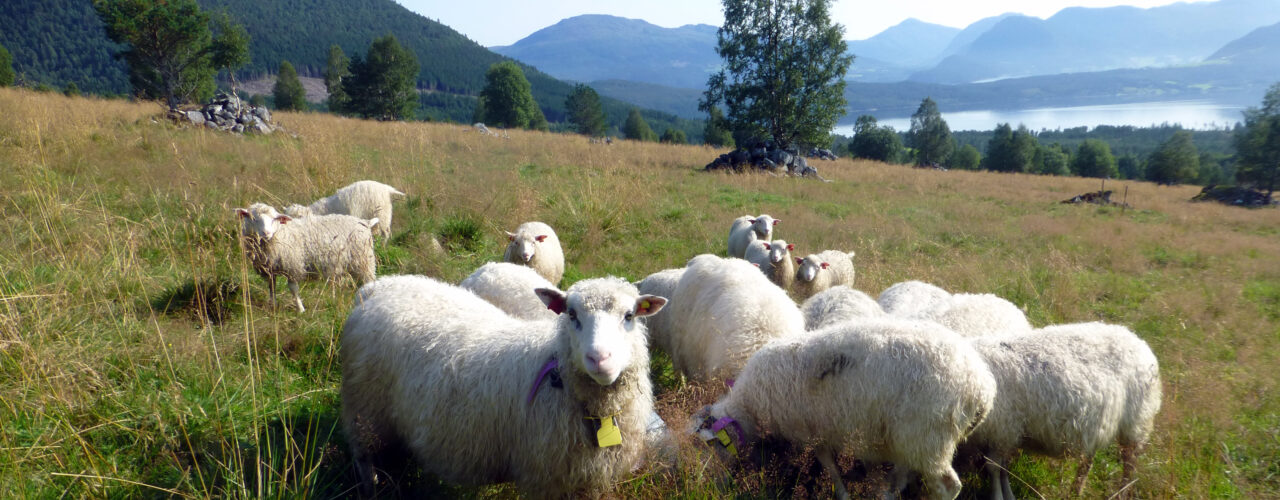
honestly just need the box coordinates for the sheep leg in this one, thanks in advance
[1119,444,1137,499]
[816,447,850,500]
[1071,456,1093,496]
[884,465,910,500]
[985,458,1007,500]
[267,273,278,310]
[289,280,305,313]
[1000,466,1014,500]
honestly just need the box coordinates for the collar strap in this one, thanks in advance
[527,358,559,404]
[708,416,743,456]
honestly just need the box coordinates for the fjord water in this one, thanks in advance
[838,100,1247,134]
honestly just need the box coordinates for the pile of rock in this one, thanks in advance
[1192,185,1275,207]
[168,91,277,134]
[704,143,827,180]
[806,147,839,160]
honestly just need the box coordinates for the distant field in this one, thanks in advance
[1,88,1277,498]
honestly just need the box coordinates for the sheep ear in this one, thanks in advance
[772,219,780,225]
[506,231,517,242]
[786,243,794,251]
[274,215,293,225]
[536,288,567,315]
[634,295,666,317]
[535,235,548,243]
[821,262,830,269]
[795,257,804,265]
[235,208,250,219]
[748,218,757,223]
[762,243,771,250]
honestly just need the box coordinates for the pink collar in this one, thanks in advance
[527,358,560,404]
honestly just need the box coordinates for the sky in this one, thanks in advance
[395,0,1203,47]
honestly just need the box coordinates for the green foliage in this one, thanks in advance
[702,0,852,149]
[984,123,1039,173]
[63,82,80,97]
[565,84,606,137]
[703,106,734,147]
[478,61,544,130]
[1034,143,1072,176]
[0,1,129,94]
[1146,130,1200,185]
[343,35,419,121]
[948,144,981,170]
[0,43,13,87]
[272,61,306,111]
[659,128,687,144]
[907,97,952,166]
[94,0,220,107]
[208,10,249,90]
[849,115,903,163]
[323,45,350,113]
[624,108,657,141]
[1117,153,1143,180]
[1072,138,1119,178]
[249,93,266,107]
[1234,82,1280,196]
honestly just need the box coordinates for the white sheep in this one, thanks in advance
[792,249,856,301]
[236,202,378,312]
[965,322,1162,500]
[799,285,885,330]
[727,214,778,258]
[693,318,997,500]
[744,239,796,290]
[340,275,668,497]
[924,293,1032,337]
[634,267,686,350]
[502,221,565,285]
[459,262,559,321]
[877,280,952,318]
[659,254,805,383]
[285,180,405,239]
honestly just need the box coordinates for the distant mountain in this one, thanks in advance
[845,19,958,69]
[912,0,1280,83]
[931,13,1024,63]
[1207,20,1280,66]
[491,15,722,90]
[0,1,128,94]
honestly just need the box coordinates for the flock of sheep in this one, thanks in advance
[235,181,1163,499]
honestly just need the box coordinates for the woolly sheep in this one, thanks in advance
[460,262,560,321]
[965,322,1162,500]
[693,318,997,500]
[878,280,952,318]
[792,250,856,301]
[659,254,804,383]
[285,180,405,239]
[799,285,885,330]
[924,293,1032,337]
[727,214,778,258]
[634,267,685,350]
[236,202,378,312]
[340,275,668,497]
[744,239,796,290]
[503,221,565,285]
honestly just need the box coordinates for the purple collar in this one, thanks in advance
[710,416,744,455]
[527,358,560,404]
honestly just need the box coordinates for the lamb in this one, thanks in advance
[799,285,885,330]
[693,318,997,500]
[236,202,378,313]
[877,280,952,318]
[727,214,778,258]
[791,250,856,301]
[634,267,686,349]
[284,180,405,239]
[340,275,668,498]
[924,293,1032,337]
[659,254,805,383]
[744,239,796,290]
[459,262,559,321]
[965,322,1162,500]
[502,221,565,285]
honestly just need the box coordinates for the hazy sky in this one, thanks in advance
[395,0,1201,47]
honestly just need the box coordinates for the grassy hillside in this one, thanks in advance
[1,88,1278,498]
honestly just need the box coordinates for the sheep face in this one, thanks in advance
[750,215,778,241]
[796,255,829,283]
[236,203,292,242]
[506,232,548,263]
[537,282,666,386]
[767,240,793,264]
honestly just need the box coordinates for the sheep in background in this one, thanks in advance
[925,293,1032,337]
[635,267,685,350]
[799,285,885,330]
[659,254,804,383]
[460,262,559,321]
[878,280,952,318]
[745,239,796,290]
[727,214,778,258]
[966,322,1162,500]
[693,318,997,500]
[236,202,377,313]
[285,180,405,239]
[341,275,667,497]
[503,221,565,285]
[791,250,856,301]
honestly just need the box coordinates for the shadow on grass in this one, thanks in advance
[150,277,241,326]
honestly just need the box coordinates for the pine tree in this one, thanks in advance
[273,60,306,111]
[907,97,952,166]
[660,128,688,144]
[984,123,1038,173]
[479,61,542,130]
[344,35,419,121]
[1235,82,1280,197]
[0,43,14,87]
[624,109,656,141]
[565,84,606,137]
[848,115,902,163]
[703,106,735,148]
[1145,130,1199,185]
[1072,139,1118,178]
[324,45,350,113]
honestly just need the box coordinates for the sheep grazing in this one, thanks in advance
[460,262,559,321]
[285,180,405,239]
[965,322,1162,500]
[502,221,565,285]
[635,267,686,349]
[659,254,804,383]
[924,293,1032,337]
[799,285,885,330]
[745,239,796,290]
[878,280,952,318]
[693,319,997,500]
[727,214,778,258]
[791,250,856,301]
[236,202,378,312]
[340,275,668,497]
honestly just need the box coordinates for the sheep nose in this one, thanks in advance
[522,252,534,262]
[587,351,613,368]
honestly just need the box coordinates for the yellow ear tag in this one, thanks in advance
[640,300,651,311]
[596,416,623,448]
[715,429,738,456]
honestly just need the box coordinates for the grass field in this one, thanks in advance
[1,87,1278,498]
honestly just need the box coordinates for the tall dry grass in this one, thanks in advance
[1,87,1277,498]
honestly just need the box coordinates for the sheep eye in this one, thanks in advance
[624,312,635,322]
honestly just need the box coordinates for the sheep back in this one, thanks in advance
[244,211,377,285]
[925,293,1032,337]
[460,262,560,321]
[799,285,885,330]
[878,280,952,318]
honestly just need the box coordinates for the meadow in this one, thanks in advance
[1,87,1277,498]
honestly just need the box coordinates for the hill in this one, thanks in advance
[845,18,959,70]
[0,0,128,94]
[3,87,1279,498]
[1207,20,1280,65]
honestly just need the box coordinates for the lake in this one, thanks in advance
[834,100,1248,134]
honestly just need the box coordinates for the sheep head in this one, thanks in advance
[537,279,666,386]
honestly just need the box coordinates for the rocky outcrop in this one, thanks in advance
[704,143,829,181]
[168,92,279,134]
[1192,185,1275,208]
